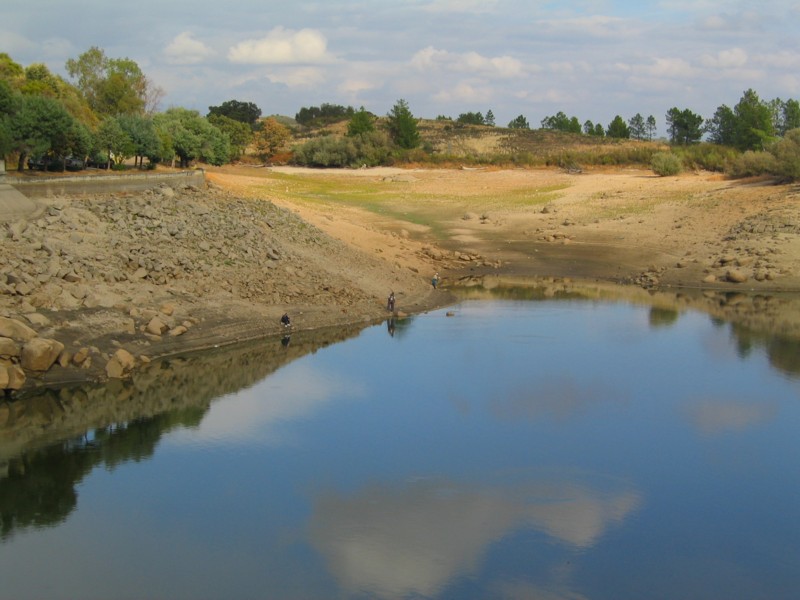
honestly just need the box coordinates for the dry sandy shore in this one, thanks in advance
[2,164,800,391]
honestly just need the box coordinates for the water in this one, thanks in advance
[1,296,799,599]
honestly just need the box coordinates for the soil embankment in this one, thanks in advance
[1,165,799,393]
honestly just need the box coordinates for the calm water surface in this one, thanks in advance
[1,298,799,599]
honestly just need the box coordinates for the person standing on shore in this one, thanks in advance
[431,272,440,289]
[387,291,396,312]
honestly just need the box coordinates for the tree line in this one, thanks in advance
[1,48,799,178]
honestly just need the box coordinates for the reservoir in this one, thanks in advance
[1,287,799,599]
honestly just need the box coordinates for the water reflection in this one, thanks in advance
[0,324,368,538]
[455,275,800,379]
[309,475,640,599]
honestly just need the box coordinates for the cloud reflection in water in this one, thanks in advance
[309,475,640,598]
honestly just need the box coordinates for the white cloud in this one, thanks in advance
[228,27,333,65]
[266,67,326,88]
[164,32,215,65]
[700,47,748,69]
[433,82,491,104]
[411,46,526,79]
[422,0,499,13]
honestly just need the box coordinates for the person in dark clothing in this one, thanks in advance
[280,313,291,328]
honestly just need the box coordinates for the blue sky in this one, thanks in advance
[3,0,799,133]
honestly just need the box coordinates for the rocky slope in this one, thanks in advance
[0,178,444,393]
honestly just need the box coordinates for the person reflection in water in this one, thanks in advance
[281,334,291,347]
[387,318,395,337]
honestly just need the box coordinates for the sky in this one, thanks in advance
[3,0,799,134]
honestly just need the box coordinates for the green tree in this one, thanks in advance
[732,89,774,151]
[583,120,595,135]
[11,94,74,170]
[507,114,530,129]
[628,113,646,140]
[779,99,800,135]
[386,99,420,149]
[485,109,495,127]
[295,103,355,127]
[768,128,800,180]
[66,46,149,117]
[208,100,261,127]
[93,116,133,168]
[456,111,485,125]
[606,115,630,139]
[347,107,374,137]
[646,115,657,140]
[207,113,252,159]
[706,104,736,145]
[665,107,704,144]
[117,114,160,167]
[593,123,605,137]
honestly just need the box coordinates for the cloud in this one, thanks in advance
[422,0,499,13]
[266,67,326,89]
[164,32,215,65]
[228,27,333,65]
[411,46,526,79]
[433,82,491,104]
[700,47,748,69]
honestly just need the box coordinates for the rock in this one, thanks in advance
[24,312,50,327]
[20,337,65,371]
[168,325,188,337]
[0,362,25,390]
[726,270,749,283]
[0,316,37,342]
[0,337,20,357]
[702,274,717,284]
[72,347,90,366]
[105,348,136,379]
[160,303,175,316]
[146,316,169,336]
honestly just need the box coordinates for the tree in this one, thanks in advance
[780,99,800,135]
[507,114,529,129]
[457,111,485,125]
[606,115,630,139]
[731,89,774,151]
[583,120,595,135]
[207,113,252,159]
[706,105,736,146]
[207,100,261,127]
[153,107,230,167]
[485,110,495,127]
[386,99,420,149]
[541,111,580,133]
[295,103,354,127]
[65,46,149,117]
[253,117,291,161]
[347,107,374,136]
[93,117,133,168]
[10,94,74,170]
[116,114,160,167]
[665,107,704,144]
[628,113,646,140]
[646,115,657,141]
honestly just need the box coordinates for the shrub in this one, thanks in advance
[726,150,776,178]
[767,128,800,181]
[651,152,683,176]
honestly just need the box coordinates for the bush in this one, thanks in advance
[767,128,800,181]
[726,150,776,178]
[651,152,683,176]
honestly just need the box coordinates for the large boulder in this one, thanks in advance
[20,337,65,371]
[0,361,26,390]
[106,348,136,379]
[0,316,37,342]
